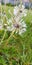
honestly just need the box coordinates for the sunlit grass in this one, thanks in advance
[0,5,32,65]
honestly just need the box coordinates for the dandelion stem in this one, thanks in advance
[6,29,16,44]
[0,30,7,45]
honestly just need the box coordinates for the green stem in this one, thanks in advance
[0,30,7,44]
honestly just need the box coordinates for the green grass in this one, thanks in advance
[0,5,32,65]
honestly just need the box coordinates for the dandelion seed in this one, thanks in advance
[14,6,19,16]
[0,24,2,29]
[0,3,1,6]
[3,24,7,29]
[22,5,25,9]
[8,19,12,24]
[3,11,6,16]
[7,26,11,31]
[0,20,3,30]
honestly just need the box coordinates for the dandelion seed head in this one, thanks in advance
[7,19,27,35]
[14,5,27,18]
